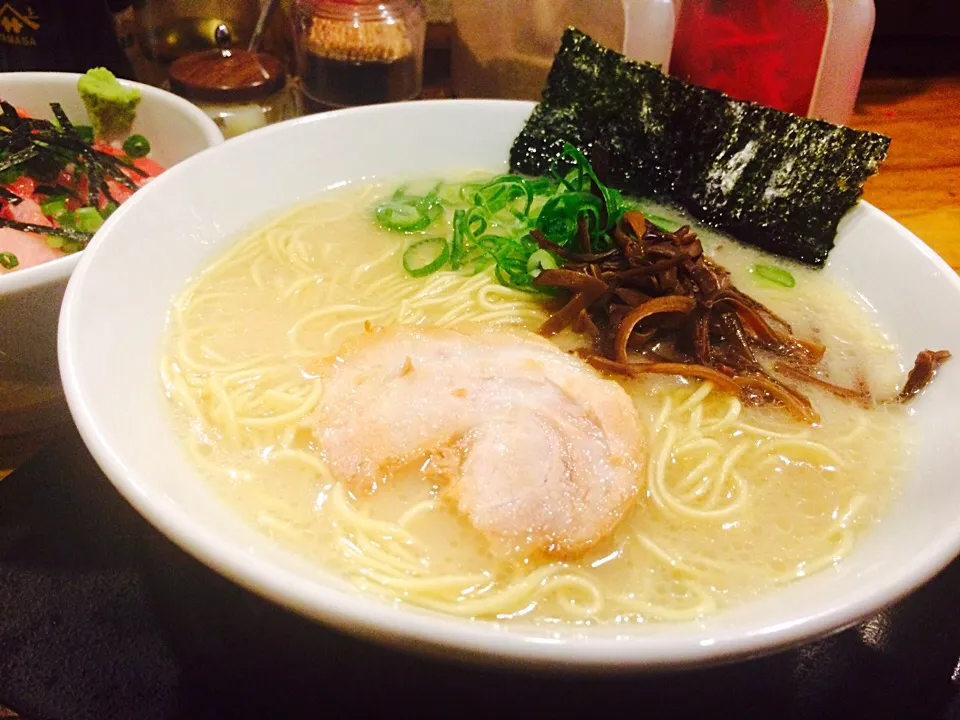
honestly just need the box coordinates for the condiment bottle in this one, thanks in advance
[451,0,873,125]
[168,40,299,139]
[669,0,875,124]
[292,0,427,113]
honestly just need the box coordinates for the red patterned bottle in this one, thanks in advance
[667,0,875,124]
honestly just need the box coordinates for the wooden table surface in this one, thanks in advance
[0,76,957,483]
[852,76,960,271]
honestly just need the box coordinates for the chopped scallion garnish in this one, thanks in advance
[74,125,95,144]
[0,251,18,269]
[403,237,450,278]
[0,217,91,244]
[752,264,796,288]
[41,196,69,218]
[74,206,104,233]
[122,133,150,158]
[372,142,634,292]
[526,248,558,275]
[450,208,466,270]
[375,192,444,233]
[0,168,20,185]
[645,214,681,232]
[376,202,430,232]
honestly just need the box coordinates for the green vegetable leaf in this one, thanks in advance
[752,263,796,288]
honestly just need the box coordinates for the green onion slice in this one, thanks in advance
[74,125,95,144]
[450,208,466,270]
[435,182,464,206]
[74,206,104,233]
[752,263,796,288]
[417,192,443,222]
[0,166,21,185]
[374,142,641,296]
[477,176,534,217]
[526,177,556,196]
[40,196,69,218]
[376,201,433,233]
[0,251,18,269]
[645,214,681,232]
[122,133,151,158]
[557,143,622,231]
[403,237,450,278]
[526,248,558,275]
[375,191,444,234]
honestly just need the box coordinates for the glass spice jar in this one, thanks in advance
[292,0,426,113]
[168,45,300,139]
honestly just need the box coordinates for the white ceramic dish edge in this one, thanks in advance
[0,72,223,294]
[0,72,223,437]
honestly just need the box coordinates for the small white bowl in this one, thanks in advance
[0,72,223,437]
[59,100,960,669]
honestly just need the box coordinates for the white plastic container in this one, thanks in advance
[452,0,874,125]
[810,0,877,124]
[451,0,676,101]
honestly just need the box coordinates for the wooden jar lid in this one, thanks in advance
[169,49,286,104]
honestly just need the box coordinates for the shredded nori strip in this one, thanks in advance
[0,100,145,208]
[0,217,92,244]
[0,186,22,205]
[50,102,75,133]
[0,145,39,174]
[509,28,892,267]
[34,183,80,200]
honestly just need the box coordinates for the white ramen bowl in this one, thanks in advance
[0,72,223,438]
[59,100,960,669]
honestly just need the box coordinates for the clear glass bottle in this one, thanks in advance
[292,0,427,113]
[132,0,258,67]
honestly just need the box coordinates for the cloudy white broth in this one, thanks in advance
[161,175,909,625]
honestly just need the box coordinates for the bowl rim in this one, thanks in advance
[59,98,960,669]
[0,71,223,295]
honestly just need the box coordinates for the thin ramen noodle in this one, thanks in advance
[161,178,909,625]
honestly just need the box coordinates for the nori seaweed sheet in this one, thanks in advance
[509,28,892,267]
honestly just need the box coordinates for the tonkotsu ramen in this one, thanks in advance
[159,156,939,625]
